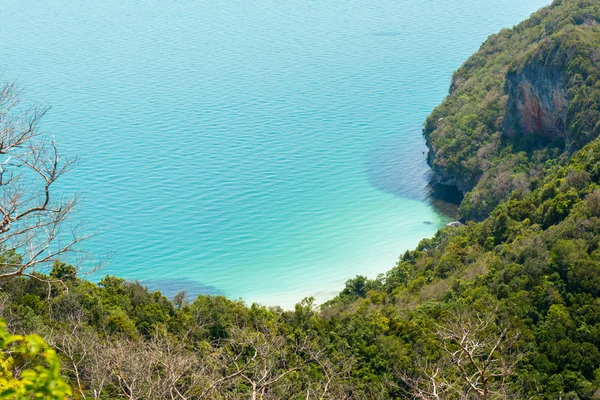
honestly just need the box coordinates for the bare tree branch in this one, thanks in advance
[0,82,84,281]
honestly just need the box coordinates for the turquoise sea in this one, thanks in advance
[0,0,549,307]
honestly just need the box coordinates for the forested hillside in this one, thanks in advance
[3,0,600,399]
[424,0,600,220]
[5,138,600,399]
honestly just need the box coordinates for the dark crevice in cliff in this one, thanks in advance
[426,182,463,219]
[427,182,464,205]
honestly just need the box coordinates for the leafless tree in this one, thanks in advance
[398,357,456,400]
[203,327,307,400]
[0,82,83,282]
[46,312,99,399]
[304,344,356,400]
[74,331,213,400]
[401,309,521,400]
[437,309,520,399]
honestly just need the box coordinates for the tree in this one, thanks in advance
[401,308,521,399]
[202,326,307,399]
[0,319,72,399]
[0,82,81,282]
[436,309,520,399]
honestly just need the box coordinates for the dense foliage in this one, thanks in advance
[2,138,600,398]
[0,321,71,399]
[424,0,600,220]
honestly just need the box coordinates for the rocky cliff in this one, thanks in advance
[504,62,569,142]
[422,0,600,220]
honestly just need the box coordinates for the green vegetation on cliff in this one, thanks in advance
[424,0,600,220]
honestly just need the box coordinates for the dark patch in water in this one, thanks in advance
[373,31,403,37]
[140,278,225,300]
[423,221,433,225]
[429,199,460,220]
[365,136,430,202]
[366,145,461,220]
[364,132,462,221]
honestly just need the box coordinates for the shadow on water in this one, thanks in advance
[141,278,225,300]
[372,31,403,37]
[366,138,461,221]
[365,137,430,201]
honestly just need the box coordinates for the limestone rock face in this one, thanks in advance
[504,62,569,141]
[425,145,472,194]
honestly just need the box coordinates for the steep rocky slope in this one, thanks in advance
[424,0,600,220]
[504,62,569,140]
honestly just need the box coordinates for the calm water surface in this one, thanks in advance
[0,0,549,306]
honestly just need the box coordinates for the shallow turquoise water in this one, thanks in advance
[0,0,548,306]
